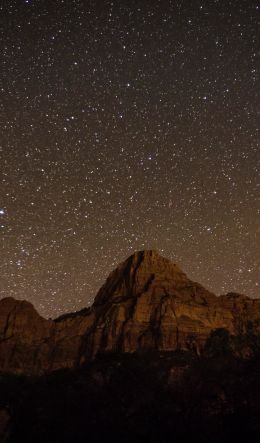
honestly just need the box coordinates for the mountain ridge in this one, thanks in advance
[0,250,259,374]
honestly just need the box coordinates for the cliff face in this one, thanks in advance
[82,251,260,359]
[0,250,259,374]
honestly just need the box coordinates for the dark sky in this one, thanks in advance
[0,0,259,318]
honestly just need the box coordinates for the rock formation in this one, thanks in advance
[0,250,259,374]
[0,297,53,374]
[82,250,260,359]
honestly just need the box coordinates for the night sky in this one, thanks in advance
[1,0,259,318]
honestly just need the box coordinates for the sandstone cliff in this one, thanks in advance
[0,250,259,374]
[82,250,260,359]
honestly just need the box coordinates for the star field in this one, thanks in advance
[0,0,259,318]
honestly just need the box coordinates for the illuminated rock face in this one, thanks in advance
[82,250,260,359]
[0,250,259,374]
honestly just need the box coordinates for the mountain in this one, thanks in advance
[0,250,259,375]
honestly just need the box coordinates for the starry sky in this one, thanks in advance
[0,0,259,318]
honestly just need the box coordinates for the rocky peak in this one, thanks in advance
[0,251,259,374]
[94,250,189,306]
[0,297,53,374]
[0,297,52,341]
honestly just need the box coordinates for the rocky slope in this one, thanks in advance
[0,250,259,374]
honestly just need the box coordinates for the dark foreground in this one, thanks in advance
[1,330,260,443]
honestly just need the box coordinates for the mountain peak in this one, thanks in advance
[0,252,259,374]
[93,250,188,306]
